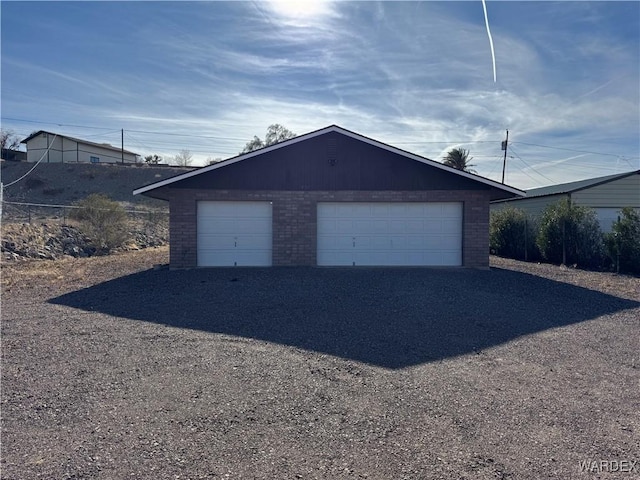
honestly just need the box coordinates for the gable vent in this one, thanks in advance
[327,137,337,166]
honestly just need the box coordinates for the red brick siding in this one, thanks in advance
[169,189,491,269]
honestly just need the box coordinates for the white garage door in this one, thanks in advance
[197,201,272,266]
[317,202,463,266]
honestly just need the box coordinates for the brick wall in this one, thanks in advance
[169,189,491,269]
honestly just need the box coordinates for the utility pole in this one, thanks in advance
[501,129,509,184]
[121,129,124,164]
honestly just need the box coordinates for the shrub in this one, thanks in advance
[70,194,129,253]
[25,177,45,189]
[490,207,539,260]
[42,187,65,196]
[604,207,640,274]
[536,198,604,267]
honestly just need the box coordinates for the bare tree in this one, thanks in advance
[240,124,296,154]
[1,129,21,159]
[0,129,20,160]
[173,149,194,167]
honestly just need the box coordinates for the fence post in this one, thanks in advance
[28,205,32,224]
[616,214,620,274]
[561,218,566,266]
[524,217,528,262]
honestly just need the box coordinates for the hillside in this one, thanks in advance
[0,161,195,209]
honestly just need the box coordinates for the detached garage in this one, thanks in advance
[134,125,523,269]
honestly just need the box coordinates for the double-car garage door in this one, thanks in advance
[317,202,462,266]
[197,201,462,267]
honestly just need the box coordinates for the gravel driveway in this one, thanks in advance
[2,249,639,479]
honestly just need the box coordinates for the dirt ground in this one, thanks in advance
[1,250,639,479]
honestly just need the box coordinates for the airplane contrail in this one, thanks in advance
[481,0,497,83]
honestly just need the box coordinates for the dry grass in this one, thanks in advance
[1,246,169,295]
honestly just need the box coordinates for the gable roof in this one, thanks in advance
[520,170,639,199]
[134,125,524,199]
[21,130,140,156]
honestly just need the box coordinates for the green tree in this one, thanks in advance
[490,207,539,260]
[70,194,129,253]
[604,207,640,274]
[442,147,477,173]
[536,198,604,267]
[240,124,296,154]
[144,154,162,164]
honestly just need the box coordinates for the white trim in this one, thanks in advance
[133,125,525,197]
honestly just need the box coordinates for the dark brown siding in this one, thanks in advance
[175,132,490,192]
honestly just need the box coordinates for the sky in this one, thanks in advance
[1,1,639,189]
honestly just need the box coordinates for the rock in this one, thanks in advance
[1,220,168,262]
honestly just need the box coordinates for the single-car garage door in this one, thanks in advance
[197,201,272,266]
[317,202,463,266]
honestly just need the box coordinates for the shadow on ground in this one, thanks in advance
[49,267,639,369]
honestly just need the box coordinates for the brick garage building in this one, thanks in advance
[134,125,523,268]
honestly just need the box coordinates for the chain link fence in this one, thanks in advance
[1,200,168,227]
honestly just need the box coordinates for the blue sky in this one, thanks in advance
[1,1,639,189]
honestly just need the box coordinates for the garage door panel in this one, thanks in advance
[423,218,444,230]
[317,235,353,249]
[198,249,236,267]
[197,201,272,267]
[317,202,463,266]
[443,218,463,233]
[318,250,353,266]
[402,220,425,233]
[198,219,235,234]
[441,203,462,215]
[236,218,271,234]
[437,251,462,266]
[197,234,236,249]
[336,219,355,233]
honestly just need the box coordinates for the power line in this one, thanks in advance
[126,129,247,141]
[1,117,115,131]
[511,140,638,160]
[3,135,58,188]
[5,116,638,162]
[508,145,556,184]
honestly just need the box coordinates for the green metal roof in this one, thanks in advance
[524,170,639,199]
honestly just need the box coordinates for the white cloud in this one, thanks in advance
[2,1,637,188]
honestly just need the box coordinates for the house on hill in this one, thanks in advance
[21,130,140,164]
[134,125,524,269]
[1,148,27,162]
[491,170,640,231]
